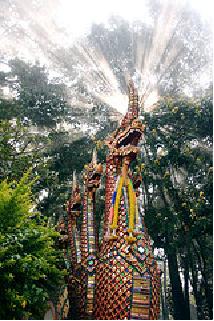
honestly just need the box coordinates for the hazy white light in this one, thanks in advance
[1,0,212,116]
[56,0,150,39]
[55,0,213,40]
[189,0,214,21]
[143,90,159,111]
[0,63,11,72]
[101,94,128,113]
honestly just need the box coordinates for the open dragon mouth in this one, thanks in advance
[88,172,101,180]
[86,165,103,191]
[72,202,81,211]
[88,175,101,189]
[117,128,142,148]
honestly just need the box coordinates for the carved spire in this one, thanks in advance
[92,148,97,166]
[128,79,139,118]
[72,170,77,191]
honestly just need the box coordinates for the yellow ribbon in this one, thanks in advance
[127,179,135,232]
[110,175,136,234]
[111,176,124,229]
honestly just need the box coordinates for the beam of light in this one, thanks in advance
[143,89,159,112]
[0,0,212,114]
[55,0,212,113]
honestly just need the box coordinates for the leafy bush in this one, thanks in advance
[0,170,66,319]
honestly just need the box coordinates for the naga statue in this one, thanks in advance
[66,81,160,320]
[67,171,82,319]
[79,150,103,318]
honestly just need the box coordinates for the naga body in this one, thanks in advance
[67,81,160,320]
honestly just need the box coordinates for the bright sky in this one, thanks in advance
[55,0,212,113]
[55,0,213,40]
[0,0,212,113]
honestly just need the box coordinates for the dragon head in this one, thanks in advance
[67,171,81,215]
[83,149,103,192]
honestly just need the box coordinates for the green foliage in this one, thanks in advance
[39,117,117,220]
[0,119,50,182]
[0,170,65,320]
[141,95,212,246]
[0,98,22,120]
[6,59,69,128]
[140,94,213,319]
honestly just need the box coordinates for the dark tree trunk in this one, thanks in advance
[184,256,190,319]
[167,246,189,320]
[193,239,213,320]
[190,253,205,320]
[184,233,190,319]
[198,241,213,320]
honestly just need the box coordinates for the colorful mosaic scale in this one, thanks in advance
[67,81,160,320]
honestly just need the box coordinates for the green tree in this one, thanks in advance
[0,119,50,181]
[0,170,65,320]
[6,59,68,128]
[0,98,22,120]
[39,111,117,220]
[140,94,212,319]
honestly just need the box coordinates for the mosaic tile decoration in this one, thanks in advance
[66,80,160,320]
